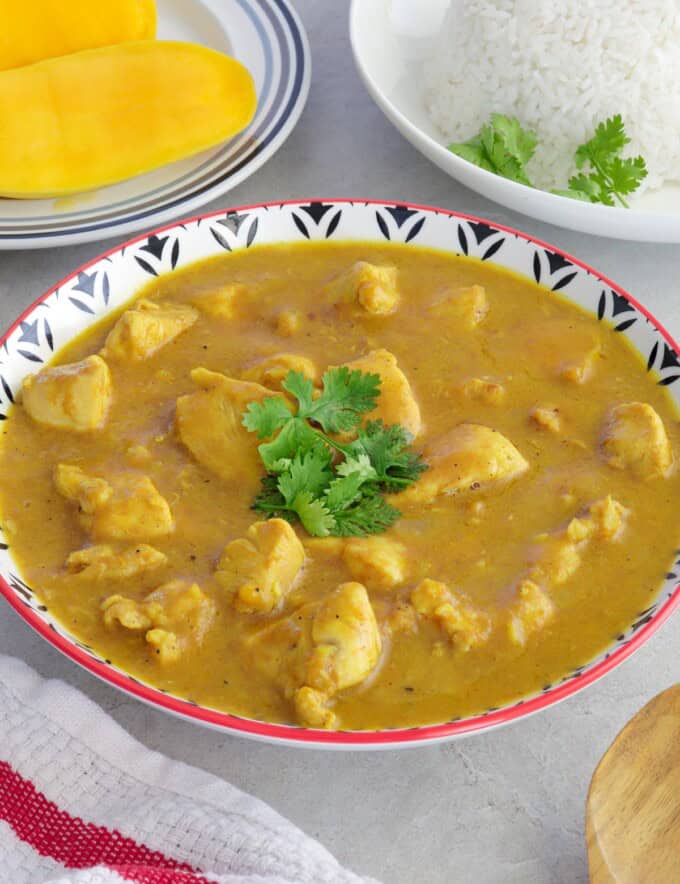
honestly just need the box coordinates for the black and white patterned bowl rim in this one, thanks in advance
[1,199,678,748]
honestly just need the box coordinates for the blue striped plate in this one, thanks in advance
[0,0,310,249]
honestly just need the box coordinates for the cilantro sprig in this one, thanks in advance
[448,113,647,207]
[242,368,427,537]
[555,115,647,207]
[448,113,537,187]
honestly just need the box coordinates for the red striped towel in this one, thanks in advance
[0,655,376,884]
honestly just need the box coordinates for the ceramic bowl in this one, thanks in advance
[1,199,679,748]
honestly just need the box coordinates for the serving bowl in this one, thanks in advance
[350,0,680,243]
[1,199,679,749]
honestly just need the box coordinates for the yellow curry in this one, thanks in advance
[1,242,678,730]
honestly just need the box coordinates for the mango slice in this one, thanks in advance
[0,40,257,198]
[0,0,157,71]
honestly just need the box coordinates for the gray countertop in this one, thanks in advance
[1,3,679,882]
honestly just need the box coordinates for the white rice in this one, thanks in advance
[422,0,680,194]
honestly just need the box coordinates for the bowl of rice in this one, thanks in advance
[350,0,680,242]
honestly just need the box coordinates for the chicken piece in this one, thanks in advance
[340,349,422,437]
[145,629,180,664]
[65,543,167,580]
[176,368,280,486]
[342,535,408,590]
[245,582,381,729]
[328,261,399,315]
[294,686,336,729]
[386,600,418,635]
[303,536,346,557]
[430,285,488,329]
[398,423,528,507]
[526,318,601,384]
[601,402,673,480]
[102,580,215,665]
[216,518,305,614]
[507,579,555,646]
[529,405,562,433]
[243,601,316,694]
[102,299,197,362]
[304,582,382,695]
[411,578,491,652]
[191,284,245,320]
[276,310,303,337]
[55,465,173,540]
[458,377,506,406]
[527,496,627,588]
[21,355,112,432]
[528,537,582,586]
[54,464,112,513]
[242,353,318,391]
[565,496,627,544]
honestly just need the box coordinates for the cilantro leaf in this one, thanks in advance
[251,474,292,519]
[449,114,537,187]
[564,115,647,207]
[335,452,377,481]
[290,491,335,537]
[281,370,315,414]
[257,418,321,473]
[324,471,371,512]
[574,114,628,169]
[606,155,647,196]
[350,420,427,491]
[242,396,293,439]
[447,139,494,173]
[277,449,334,504]
[565,172,612,206]
[489,113,537,168]
[332,492,400,537]
[304,367,380,433]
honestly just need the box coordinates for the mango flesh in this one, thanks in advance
[0,40,257,198]
[0,0,157,71]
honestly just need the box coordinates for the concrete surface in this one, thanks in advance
[1,3,679,882]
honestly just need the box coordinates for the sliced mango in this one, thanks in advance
[0,0,157,71]
[0,40,257,198]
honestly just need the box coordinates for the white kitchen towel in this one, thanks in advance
[0,655,378,884]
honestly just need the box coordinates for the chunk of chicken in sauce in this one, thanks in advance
[600,401,673,480]
[524,318,601,384]
[102,300,197,362]
[342,535,409,590]
[65,543,167,580]
[508,496,628,645]
[458,376,506,406]
[430,284,489,329]
[340,349,422,437]
[191,284,246,320]
[21,355,112,432]
[176,368,280,488]
[327,261,399,316]
[246,581,381,728]
[397,423,528,507]
[242,353,319,391]
[102,579,215,665]
[216,518,305,614]
[411,578,491,652]
[54,465,174,541]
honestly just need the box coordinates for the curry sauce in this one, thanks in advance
[1,242,678,729]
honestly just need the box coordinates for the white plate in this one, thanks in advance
[350,0,680,243]
[0,0,310,250]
